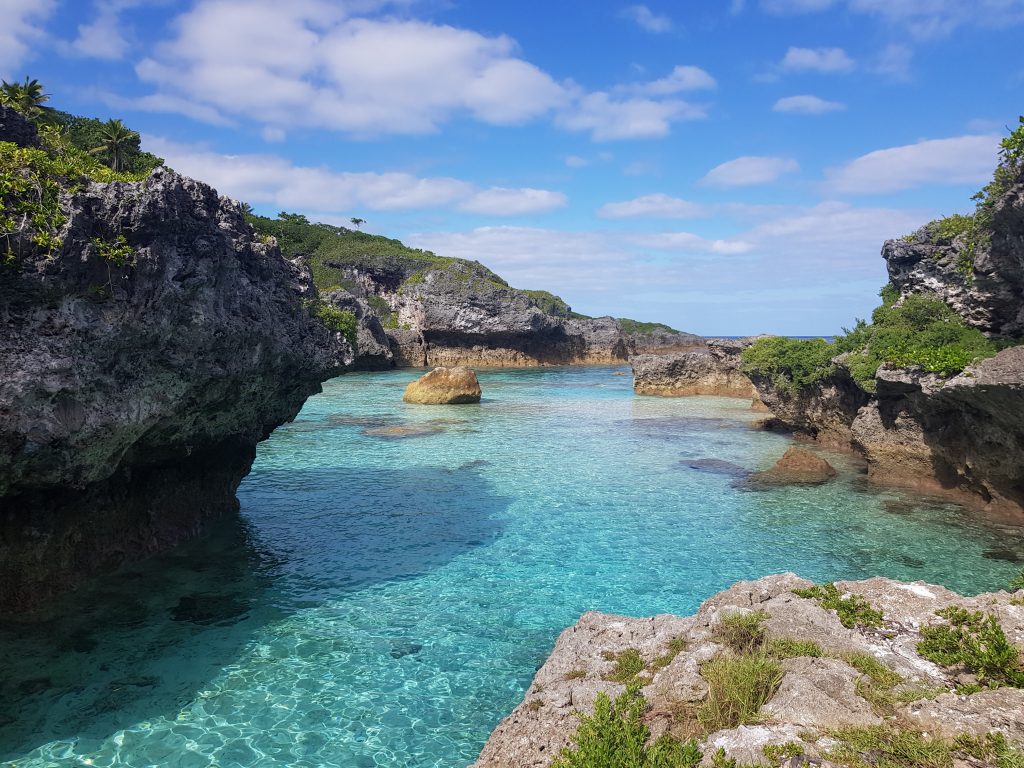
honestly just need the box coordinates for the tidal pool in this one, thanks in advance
[2,366,1022,767]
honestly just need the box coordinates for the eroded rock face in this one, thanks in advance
[883,168,1024,338]
[323,288,394,370]
[631,339,756,399]
[330,259,699,367]
[403,366,482,404]
[0,168,352,612]
[474,574,1024,768]
[0,104,40,148]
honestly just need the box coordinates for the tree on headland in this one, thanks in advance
[350,217,365,230]
[0,77,53,120]
[89,119,140,172]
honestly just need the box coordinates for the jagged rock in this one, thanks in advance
[0,167,351,612]
[323,288,394,370]
[849,349,1024,518]
[745,448,837,488]
[761,657,881,728]
[901,688,1024,742]
[0,104,40,148]
[475,575,1024,768]
[631,338,756,398]
[403,367,482,404]
[386,328,428,367]
[883,168,1024,338]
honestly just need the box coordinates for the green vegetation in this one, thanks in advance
[742,290,999,394]
[696,652,784,732]
[565,668,587,680]
[91,234,135,267]
[917,606,1024,689]
[604,648,649,685]
[792,583,884,629]
[651,637,688,670]
[552,685,703,768]
[740,336,835,393]
[1009,569,1024,592]
[521,289,574,317]
[309,303,358,347]
[618,318,682,336]
[828,726,954,768]
[1,78,163,263]
[713,610,769,654]
[762,742,805,762]
[765,638,823,659]
[954,732,1024,768]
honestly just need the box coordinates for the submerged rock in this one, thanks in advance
[744,448,837,488]
[403,367,482,405]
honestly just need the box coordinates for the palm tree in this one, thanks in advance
[350,217,365,230]
[90,119,139,172]
[0,77,52,120]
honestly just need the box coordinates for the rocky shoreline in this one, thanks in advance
[474,574,1024,767]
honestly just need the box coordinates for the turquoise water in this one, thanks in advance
[3,365,1024,767]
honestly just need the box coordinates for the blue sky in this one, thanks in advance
[4,0,1022,334]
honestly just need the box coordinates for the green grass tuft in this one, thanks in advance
[714,611,769,655]
[696,652,784,733]
[917,606,1024,689]
[792,583,884,629]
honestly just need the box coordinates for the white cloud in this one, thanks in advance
[564,155,590,168]
[701,156,800,187]
[65,0,142,60]
[630,65,717,96]
[459,188,568,216]
[631,232,753,254]
[557,92,706,141]
[134,2,566,137]
[849,0,1024,39]
[781,46,855,73]
[145,136,566,217]
[0,0,57,78]
[620,5,674,32]
[773,94,846,114]
[598,194,706,219]
[827,134,999,194]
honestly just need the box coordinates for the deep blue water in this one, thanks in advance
[2,366,1023,767]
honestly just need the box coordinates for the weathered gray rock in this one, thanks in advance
[0,167,351,612]
[323,288,394,370]
[0,104,40,148]
[883,169,1024,338]
[631,338,757,399]
[474,575,1024,767]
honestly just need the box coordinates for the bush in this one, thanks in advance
[917,606,1024,689]
[740,336,836,393]
[604,648,648,684]
[792,583,884,629]
[618,318,682,336]
[696,652,784,732]
[713,611,769,654]
[312,303,358,347]
[552,685,703,768]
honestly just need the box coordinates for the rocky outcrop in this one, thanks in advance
[403,366,481,404]
[323,288,394,370]
[883,169,1024,338]
[474,574,1024,767]
[746,360,870,447]
[327,257,698,367]
[0,167,351,612]
[850,350,1024,516]
[632,338,757,399]
[745,447,837,488]
[0,104,40,148]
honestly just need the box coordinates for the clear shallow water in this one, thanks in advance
[3,365,1024,767]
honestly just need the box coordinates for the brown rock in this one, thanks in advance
[403,366,482,404]
[746,448,837,488]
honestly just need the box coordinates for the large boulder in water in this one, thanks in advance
[403,367,482,404]
[745,447,837,488]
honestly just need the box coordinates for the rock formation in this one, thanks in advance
[403,367,482,404]
[474,574,1024,767]
[745,448,837,488]
[0,114,351,611]
[632,338,758,399]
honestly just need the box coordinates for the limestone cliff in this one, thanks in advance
[0,112,352,611]
[475,574,1024,767]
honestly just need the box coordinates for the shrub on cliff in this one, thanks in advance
[741,337,835,394]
